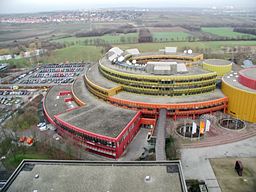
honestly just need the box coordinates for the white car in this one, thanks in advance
[37,122,43,127]
[39,126,47,131]
[37,122,46,127]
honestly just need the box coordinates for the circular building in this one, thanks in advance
[43,47,229,159]
[222,67,256,123]
[238,67,256,90]
[203,59,232,77]
[85,47,228,118]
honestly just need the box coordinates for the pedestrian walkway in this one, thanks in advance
[181,136,256,192]
[180,122,256,148]
[155,109,167,161]
[119,128,149,161]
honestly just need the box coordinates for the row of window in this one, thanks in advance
[118,117,141,145]
[133,55,196,62]
[56,121,116,148]
[110,99,225,115]
[123,86,215,96]
[84,77,108,96]
[100,64,216,84]
[100,67,216,94]
[178,102,226,111]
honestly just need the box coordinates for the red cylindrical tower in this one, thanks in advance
[238,67,256,90]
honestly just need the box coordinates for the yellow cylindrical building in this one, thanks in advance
[222,70,256,123]
[203,59,232,77]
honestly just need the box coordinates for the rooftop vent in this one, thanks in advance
[145,175,151,182]
[188,49,193,54]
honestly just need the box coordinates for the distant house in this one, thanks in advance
[0,55,12,61]
[138,29,153,43]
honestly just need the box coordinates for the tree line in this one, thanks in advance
[234,28,256,36]
[75,25,137,37]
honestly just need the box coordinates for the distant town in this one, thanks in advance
[0,10,142,24]
[0,6,256,192]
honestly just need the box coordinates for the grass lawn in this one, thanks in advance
[117,41,256,52]
[3,141,76,170]
[42,45,104,63]
[152,32,191,42]
[0,58,31,68]
[201,27,256,39]
[4,95,42,131]
[3,41,256,68]
[42,41,256,64]
[210,158,256,192]
[5,152,49,169]
[52,33,138,44]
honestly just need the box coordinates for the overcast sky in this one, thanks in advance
[0,0,255,14]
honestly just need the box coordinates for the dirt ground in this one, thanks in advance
[210,157,256,192]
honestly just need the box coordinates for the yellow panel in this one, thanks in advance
[203,63,232,76]
[222,81,256,122]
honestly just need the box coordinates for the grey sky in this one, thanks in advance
[0,0,255,14]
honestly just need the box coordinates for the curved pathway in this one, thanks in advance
[180,123,256,148]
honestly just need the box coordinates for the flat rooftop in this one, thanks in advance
[72,76,92,104]
[133,51,202,58]
[239,67,256,79]
[204,59,232,66]
[57,105,137,138]
[101,57,211,76]
[44,85,74,119]
[72,76,112,107]
[45,77,137,138]
[223,72,256,93]
[87,63,119,89]
[3,160,186,192]
[113,89,225,104]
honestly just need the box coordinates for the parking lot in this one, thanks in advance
[0,90,35,124]
[0,90,31,96]
[16,63,87,85]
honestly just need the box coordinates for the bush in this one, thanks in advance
[165,136,179,160]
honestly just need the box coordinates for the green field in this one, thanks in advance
[118,41,256,52]
[52,33,138,45]
[5,153,49,169]
[46,41,256,64]
[3,40,256,68]
[52,32,192,45]
[201,27,256,38]
[42,45,104,63]
[152,32,191,42]
[0,58,31,68]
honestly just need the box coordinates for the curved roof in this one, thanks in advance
[203,59,232,66]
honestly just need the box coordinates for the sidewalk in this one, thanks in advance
[181,136,256,192]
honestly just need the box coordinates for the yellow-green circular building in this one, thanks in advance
[203,59,232,77]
